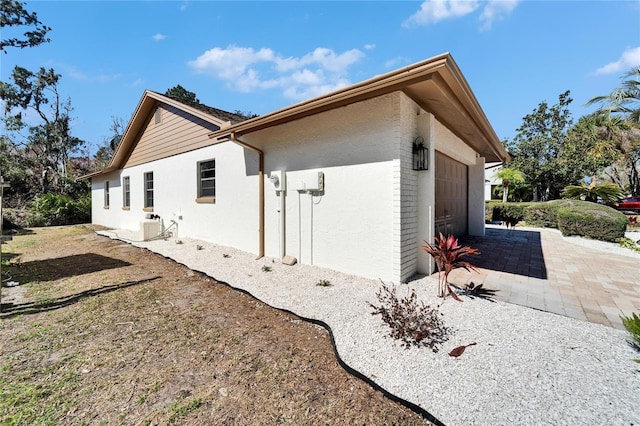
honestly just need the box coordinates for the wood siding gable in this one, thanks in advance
[124,103,221,169]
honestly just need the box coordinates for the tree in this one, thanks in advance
[165,85,199,104]
[584,68,640,195]
[561,114,622,178]
[604,122,640,195]
[495,167,525,203]
[0,66,85,198]
[1,0,51,53]
[587,67,640,123]
[505,91,576,201]
[92,116,125,171]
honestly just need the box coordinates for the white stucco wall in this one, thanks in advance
[243,92,404,281]
[91,142,260,254]
[92,90,491,283]
[468,156,486,236]
[416,112,436,275]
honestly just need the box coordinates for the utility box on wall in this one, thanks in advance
[139,219,161,241]
[305,171,324,192]
[290,171,324,192]
[269,170,286,192]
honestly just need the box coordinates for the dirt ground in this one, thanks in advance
[0,225,429,425]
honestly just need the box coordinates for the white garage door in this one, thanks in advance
[435,151,468,237]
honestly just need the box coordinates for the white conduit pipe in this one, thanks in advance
[279,189,286,260]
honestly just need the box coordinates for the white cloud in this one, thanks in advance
[595,46,640,75]
[65,65,120,83]
[479,0,519,30]
[364,44,376,50]
[403,0,480,27]
[188,45,365,100]
[403,0,518,29]
[152,33,167,42]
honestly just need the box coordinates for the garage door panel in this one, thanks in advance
[435,151,467,237]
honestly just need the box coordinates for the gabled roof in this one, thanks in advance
[159,91,250,125]
[85,90,247,178]
[209,52,509,163]
[88,53,508,180]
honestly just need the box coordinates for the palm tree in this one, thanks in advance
[585,68,640,196]
[495,167,525,202]
[587,67,640,122]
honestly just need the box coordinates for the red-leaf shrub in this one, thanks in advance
[369,282,450,351]
[422,233,479,301]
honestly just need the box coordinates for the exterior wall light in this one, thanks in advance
[412,136,428,171]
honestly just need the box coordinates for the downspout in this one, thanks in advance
[227,132,265,259]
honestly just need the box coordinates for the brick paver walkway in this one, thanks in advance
[444,225,640,329]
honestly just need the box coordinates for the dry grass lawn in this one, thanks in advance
[0,225,429,425]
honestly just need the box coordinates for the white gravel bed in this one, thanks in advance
[99,230,640,425]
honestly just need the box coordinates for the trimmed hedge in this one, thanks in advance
[557,204,628,242]
[489,202,531,224]
[487,199,628,242]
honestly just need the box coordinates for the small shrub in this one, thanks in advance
[459,282,498,301]
[196,245,203,251]
[490,203,529,225]
[617,237,640,253]
[316,279,332,287]
[620,313,640,363]
[485,201,501,223]
[28,193,91,226]
[369,282,450,350]
[422,233,479,301]
[261,266,272,272]
[175,240,184,245]
[223,254,231,258]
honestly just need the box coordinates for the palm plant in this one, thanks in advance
[620,312,640,363]
[587,67,640,123]
[495,167,526,203]
[562,182,623,203]
[422,233,479,301]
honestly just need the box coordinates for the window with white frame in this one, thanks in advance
[197,159,215,203]
[144,172,154,210]
[122,176,130,209]
[104,180,110,208]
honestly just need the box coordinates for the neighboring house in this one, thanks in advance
[88,53,509,283]
[485,162,504,201]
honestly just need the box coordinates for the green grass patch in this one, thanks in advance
[0,357,81,425]
[168,398,203,423]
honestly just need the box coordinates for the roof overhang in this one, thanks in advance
[208,53,509,163]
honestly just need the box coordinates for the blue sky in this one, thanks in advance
[2,0,639,153]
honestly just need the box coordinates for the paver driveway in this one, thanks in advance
[444,225,640,329]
